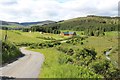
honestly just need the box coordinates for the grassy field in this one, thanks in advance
[0,30,67,45]
[0,30,117,62]
[29,48,102,78]
[60,31,118,55]
[104,31,118,64]
[1,30,117,62]
[28,31,118,78]
[1,29,118,77]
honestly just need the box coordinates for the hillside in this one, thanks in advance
[0,20,23,28]
[31,15,118,36]
[0,20,55,28]
[58,15,118,31]
[20,20,55,26]
[1,15,118,30]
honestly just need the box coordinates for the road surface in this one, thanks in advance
[0,47,44,78]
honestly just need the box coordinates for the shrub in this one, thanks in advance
[30,41,61,49]
[66,40,71,43]
[2,41,24,64]
[81,42,84,45]
[92,60,111,77]
[57,46,68,53]
[67,48,74,56]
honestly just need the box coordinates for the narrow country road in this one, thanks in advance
[0,47,44,78]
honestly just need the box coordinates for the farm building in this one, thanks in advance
[60,32,76,36]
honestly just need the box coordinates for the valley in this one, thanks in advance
[0,15,119,78]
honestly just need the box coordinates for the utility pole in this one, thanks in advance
[4,27,8,41]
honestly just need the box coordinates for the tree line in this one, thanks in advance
[29,16,118,36]
[1,16,118,36]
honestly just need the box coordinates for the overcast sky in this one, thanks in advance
[0,0,119,22]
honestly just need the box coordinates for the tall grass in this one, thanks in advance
[29,48,102,78]
[2,41,24,65]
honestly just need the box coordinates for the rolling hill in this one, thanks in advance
[0,20,55,28]
[30,15,119,36]
[0,20,23,28]
[32,15,118,30]
[20,20,55,26]
[1,15,119,31]
[57,15,118,31]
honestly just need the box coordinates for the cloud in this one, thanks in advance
[0,0,17,5]
[0,0,119,22]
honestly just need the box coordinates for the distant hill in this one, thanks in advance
[56,15,118,31]
[0,20,55,28]
[20,20,55,26]
[0,20,23,28]
[1,15,119,30]
[31,15,119,36]
[0,20,19,25]
[32,15,118,31]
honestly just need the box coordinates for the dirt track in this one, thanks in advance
[0,47,44,78]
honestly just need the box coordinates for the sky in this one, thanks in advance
[0,0,119,22]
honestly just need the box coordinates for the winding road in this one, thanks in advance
[0,47,44,78]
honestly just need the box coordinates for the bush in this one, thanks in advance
[2,41,24,64]
[30,41,61,49]
[67,48,74,56]
[57,46,68,53]
[92,60,111,77]
[81,42,84,45]
[66,40,71,43]
[36,37,56,40]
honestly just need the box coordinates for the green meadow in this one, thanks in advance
[0,29,118,78]
[29,48,103,78]
[0,30,67,45]
[27,31,118,78]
